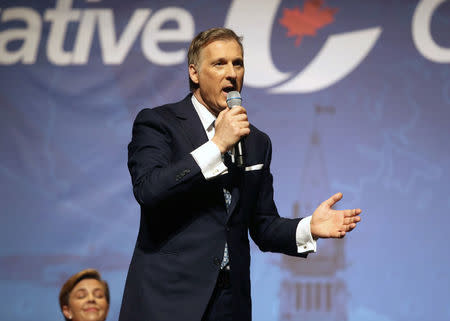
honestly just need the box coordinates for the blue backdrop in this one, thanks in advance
[1,0,449,320]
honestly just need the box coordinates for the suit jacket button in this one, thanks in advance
[213,257,221,266]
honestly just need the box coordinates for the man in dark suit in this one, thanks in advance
[119,27,361,321]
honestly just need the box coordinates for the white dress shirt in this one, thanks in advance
[190,95,316,254]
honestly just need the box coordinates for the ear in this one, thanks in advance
[62,305,73,319]
[189,64,199,85]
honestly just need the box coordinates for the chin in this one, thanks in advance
[82,313,105,321]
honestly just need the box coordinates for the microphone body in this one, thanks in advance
[226,91,246,168]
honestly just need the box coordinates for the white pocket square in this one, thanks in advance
[244,164,264,171]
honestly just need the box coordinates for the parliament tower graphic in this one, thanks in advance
[278,105,347,321]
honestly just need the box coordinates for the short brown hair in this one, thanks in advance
[59,269,110,321]
[187,27,243,91]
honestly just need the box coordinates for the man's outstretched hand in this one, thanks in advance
[310,193,362,239]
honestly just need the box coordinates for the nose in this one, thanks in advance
[225,62,237,79]
[87,292,96,302]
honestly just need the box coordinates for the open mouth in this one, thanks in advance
[222,86,236,94]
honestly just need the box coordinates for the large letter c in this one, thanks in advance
[412,0,450,63]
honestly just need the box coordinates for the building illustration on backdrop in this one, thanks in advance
[278,105,348,321]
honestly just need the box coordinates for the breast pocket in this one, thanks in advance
[244,164,263,172]
[242,163,264,203]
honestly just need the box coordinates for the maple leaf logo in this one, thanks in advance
[279,0,338,46]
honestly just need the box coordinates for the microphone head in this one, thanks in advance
[226,91,242,108]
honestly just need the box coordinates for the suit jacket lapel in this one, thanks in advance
[170,94,209,150]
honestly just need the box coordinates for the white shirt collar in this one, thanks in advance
[191,94,215,133]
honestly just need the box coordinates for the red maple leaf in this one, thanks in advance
[279,0,338,46]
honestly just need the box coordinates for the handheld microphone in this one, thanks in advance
[226,91,245,168]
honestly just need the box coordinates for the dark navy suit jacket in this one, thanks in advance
[119,94,307,321]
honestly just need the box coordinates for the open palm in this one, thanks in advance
[310,193,362,239]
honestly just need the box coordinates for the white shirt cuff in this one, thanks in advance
[191,141,227,180]
[296,216,317,253]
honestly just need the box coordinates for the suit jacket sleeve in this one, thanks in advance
[127,108,205,209]
[248,132,307,257]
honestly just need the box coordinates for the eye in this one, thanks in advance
[213,59,228,66]
[75,290,87,299]
[94,289,105,298]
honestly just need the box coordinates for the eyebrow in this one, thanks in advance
[212,57,226,63]
[211,57,243,64]
[74,288,87,295]
[74,287,103,293]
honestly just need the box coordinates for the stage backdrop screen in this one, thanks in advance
[1,0,449,320]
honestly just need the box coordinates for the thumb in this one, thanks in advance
[219,106,230,116]
[215,107,229,123]
[323,192,343,208]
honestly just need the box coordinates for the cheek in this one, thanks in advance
[238,71,245,82]
[99,301,109,312]
[68,303,83,318]
[70,300,83,311]
[204,70,222,85]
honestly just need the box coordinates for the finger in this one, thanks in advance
[345,215,361,225]
[228,106,247,115]
[240,127,251,136]
[343,208,362,217]
[237,120,250,129]
[216,108,229,124]
[219,106,230,116]
[236,123,250,135]
[338,231,346,238]
[343,221,357,233]
[323,192,343,207]
[232,121,250,133]
[233,114,249,122]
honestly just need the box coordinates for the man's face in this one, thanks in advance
[189,39,244,116]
